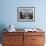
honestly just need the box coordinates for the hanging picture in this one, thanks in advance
[17,7,35,22]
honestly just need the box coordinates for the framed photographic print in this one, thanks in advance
[17,7,35,22]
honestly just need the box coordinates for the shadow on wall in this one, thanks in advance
[0,24,7,43]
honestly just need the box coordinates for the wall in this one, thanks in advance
[0,0,46,44]
[0,0,46,30]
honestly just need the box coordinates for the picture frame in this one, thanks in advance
[17,7,35,22]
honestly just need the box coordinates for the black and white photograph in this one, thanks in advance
[17,7,35,22]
